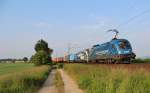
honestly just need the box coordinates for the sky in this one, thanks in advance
[0,0,150,59]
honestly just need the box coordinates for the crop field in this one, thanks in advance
[0,63,50,93]
[64,63,150,93]
[0,63,34,75]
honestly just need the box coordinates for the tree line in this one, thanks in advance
[0,57,28,63]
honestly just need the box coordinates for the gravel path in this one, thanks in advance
[38,69,58,93]
[59,69,84,93]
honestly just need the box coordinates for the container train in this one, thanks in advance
[53,30,136,63]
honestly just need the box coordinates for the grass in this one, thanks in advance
[133,58,150,63]
[64,64,150,93]
[54,70,64,93]
[56,63,64,69]
[0,63,34,75]
[0,63,50,93]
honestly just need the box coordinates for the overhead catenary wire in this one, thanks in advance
[107,8,150,38]
[116,8,150,29]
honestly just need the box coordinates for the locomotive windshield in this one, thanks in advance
[118,40,131,49]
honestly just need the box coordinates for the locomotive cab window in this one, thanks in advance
[112,44,115,49]
[119,41,131,49]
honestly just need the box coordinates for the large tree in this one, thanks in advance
[35,39,53,55]
[31,39,53,65]
[31,50,49,65]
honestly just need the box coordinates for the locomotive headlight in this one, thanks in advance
[118,51,121,54]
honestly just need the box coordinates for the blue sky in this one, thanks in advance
[0,0,150,58]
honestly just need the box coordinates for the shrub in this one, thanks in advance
[57,63,64,68]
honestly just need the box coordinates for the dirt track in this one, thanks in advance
[38,69,58,93]
[38,68,83,93]
[59,69,84,93]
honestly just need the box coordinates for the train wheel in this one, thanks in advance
[91,60,96,63]
[111,59,115,64]
[106,59,109,64]
[108,59,111,64]
[114,60,119,64]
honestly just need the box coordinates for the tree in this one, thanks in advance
[31,39,53,65]
[23,57,28,62]
[35,39,48,52]
[11,59,15,63]
[35,39,53,55]
[31,50,49,66]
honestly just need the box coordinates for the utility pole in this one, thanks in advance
[67,43,71,55]
[67,43,71,62]
[55,52,58,62]
[85,49,90,63]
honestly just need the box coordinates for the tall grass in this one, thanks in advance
[0,65,50,93]
[64,64,150,93]
[55,70,64,93]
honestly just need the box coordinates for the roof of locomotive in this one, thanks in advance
[92,38,129,48]
[110,38,129,43]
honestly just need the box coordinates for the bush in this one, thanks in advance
[133,58,144,63]
[57,63,64,69]
[133,58,150,63]
[144,58,150,62]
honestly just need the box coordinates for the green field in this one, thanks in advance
[64,64,150,93]
[0,63,34,75]
[0,63,50,93]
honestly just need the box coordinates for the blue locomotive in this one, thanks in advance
[88,38,136,63]
[66,38,136,63]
